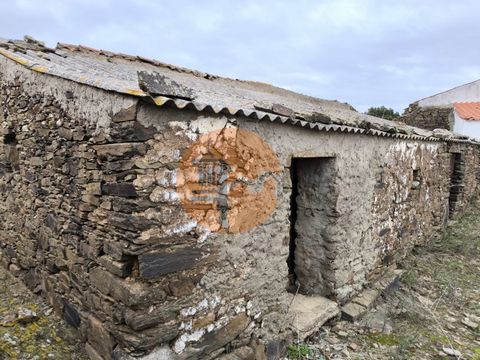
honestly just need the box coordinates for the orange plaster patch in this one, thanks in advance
[177,128,281,234]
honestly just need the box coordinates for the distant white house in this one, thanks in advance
[403,79,480,139]
[450,102,480,139]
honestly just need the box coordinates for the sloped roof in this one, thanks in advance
[0,36,476,144]
[0,36,353,120]
[454,102,480,121]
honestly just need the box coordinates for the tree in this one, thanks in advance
[366,106,400,121]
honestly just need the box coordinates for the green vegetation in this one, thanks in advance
[287,343,314,359]
[368,332,399,346]
[366,106,400,120]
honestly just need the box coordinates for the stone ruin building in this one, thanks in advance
[0,37,479,359]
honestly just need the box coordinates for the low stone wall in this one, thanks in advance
[400,102,453,131]
[1,58,479,360]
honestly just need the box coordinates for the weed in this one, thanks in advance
[368,332,399,346]
[391,335,416,360]
[287,343,313,359]
[401,269,418,288]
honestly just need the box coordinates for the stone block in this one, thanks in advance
[87,315,116,359]
[115,322,179,353]
[58,127,73,140]
[352,288,380,309]
[103,241,129,261]
[63,300,81,328]
[84,182,102,195]
[111,121,156,142]
[98,255,133,278]
[168,277,195,297]
[93,143,146,158]
[341,302,366,322]
[112,104,137,123]
[139,248,205,279]
[101,183,137,197]
[84,342,103,360]
[185,313,251,357]
[89,266,166,307]
[373,269,403,295]
[266,338,289,360]
[218,346,255,360]
[124,306,178,331]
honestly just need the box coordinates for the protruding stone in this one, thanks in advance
[341,302,366,322]
[184,313,250,356]
[112,104,137,123]
[88,315,116,359]
[84,183,102,195]
[97,255,133,278]
[139,249,205,279]
[89,267,166,306]
[352,288,380,309]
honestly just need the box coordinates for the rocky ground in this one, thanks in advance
[288,200,480,359]
[0,268,86,359]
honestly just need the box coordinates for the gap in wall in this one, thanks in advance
[449,152,465,218]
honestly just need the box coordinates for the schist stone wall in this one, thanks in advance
[1,58,479,360]
[400,102,454,131]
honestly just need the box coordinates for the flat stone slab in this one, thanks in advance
[289,294,339,339]
[352,288,380,309]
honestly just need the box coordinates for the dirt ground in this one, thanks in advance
[0,268,86,359]
[288,200,480,360]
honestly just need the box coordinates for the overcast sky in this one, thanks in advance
[1,0,479,113]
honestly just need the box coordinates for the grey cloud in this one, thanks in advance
[1,0,480,113]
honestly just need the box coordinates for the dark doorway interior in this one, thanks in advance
[288,157,336,297]
[448,152,465,219]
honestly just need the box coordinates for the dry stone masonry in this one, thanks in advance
[400,102,454,131]
[0,37,479,359]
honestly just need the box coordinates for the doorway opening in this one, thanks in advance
[288,157,336,298]
[448,152,465,219]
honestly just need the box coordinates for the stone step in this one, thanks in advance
[289,294,339,339]
[341,269,403,322]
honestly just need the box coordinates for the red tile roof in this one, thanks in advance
[454,102,480,121]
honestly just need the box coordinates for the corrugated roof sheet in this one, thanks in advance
[454,102,480,121]
[0,36,477,144]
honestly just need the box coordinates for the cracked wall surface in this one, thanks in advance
[0,57,479,360]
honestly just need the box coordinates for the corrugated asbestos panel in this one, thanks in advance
[0,42,478,145]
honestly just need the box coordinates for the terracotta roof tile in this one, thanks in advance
[454,102,480,121]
